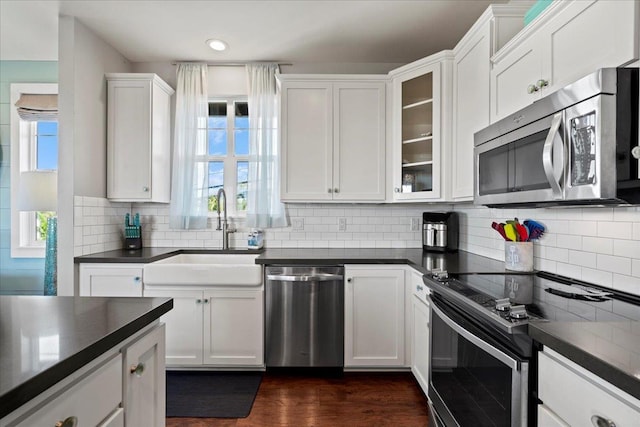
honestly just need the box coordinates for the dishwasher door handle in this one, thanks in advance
[266,273,344,282]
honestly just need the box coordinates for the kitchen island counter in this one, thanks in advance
[0,296,173,419]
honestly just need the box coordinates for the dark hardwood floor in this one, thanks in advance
[166,372,429,426]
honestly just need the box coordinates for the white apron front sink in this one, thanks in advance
[143,253,262,286]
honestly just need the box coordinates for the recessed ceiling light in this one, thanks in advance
[206,39,227,51]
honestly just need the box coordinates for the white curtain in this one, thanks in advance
[246,63,288,228]
[169,63,209,229]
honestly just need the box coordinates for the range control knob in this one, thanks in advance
[431,269,449,281]
[495,298,511,312]
[510,305,529,319]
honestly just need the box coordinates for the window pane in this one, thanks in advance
[209,102,227,119]
[36,212,54,241]
[208,130,227,155]
[237,161,248,212]
[208,162,224,211]
[36,121,58,170]
[235,129,249,155]
[235,102,248,121]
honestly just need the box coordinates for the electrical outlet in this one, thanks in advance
[410,217,420,231]
[292,218,304,231]
[338,217,347,232]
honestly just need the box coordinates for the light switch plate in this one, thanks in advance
[410,218,420,231]
[338,218,347,232]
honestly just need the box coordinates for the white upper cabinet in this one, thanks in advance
[280,76,386,202]
[389,52,453,202]
[106,73,174,202]
[490,0,639,122]
[451,5,528,200]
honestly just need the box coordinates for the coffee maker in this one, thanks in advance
[422,212,458,252]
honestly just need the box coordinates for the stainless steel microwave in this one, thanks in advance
[474,68,639,207]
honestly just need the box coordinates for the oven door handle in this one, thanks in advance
[542,111,564,200]
[430,301,520,370]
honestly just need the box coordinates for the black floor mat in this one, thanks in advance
[166,371,263,418]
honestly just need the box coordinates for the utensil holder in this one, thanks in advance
[125,226,142,250]
[504,241,533,272]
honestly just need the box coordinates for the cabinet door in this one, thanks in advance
[143,289,203,366]
[107,78,152,200]
[543,0,639,95]
[345,267,405,367]
[490,35,543,123]
[280,82,333,201]
[333,82,386,201]
[123,324,166,427]
[411,296,430,396]
[537,404,569,427]
[392,62,442,200]
[79,264,143,297]
[203,289,264,366]
[452,24,491,200]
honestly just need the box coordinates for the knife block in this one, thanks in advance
[125,226,142,250]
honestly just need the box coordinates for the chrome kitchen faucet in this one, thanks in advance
[216,188,236,250]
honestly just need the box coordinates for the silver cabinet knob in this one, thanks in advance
[631,146,640,160]
[328,188,333,193]
[347,278,352,282]
[527,84,539,94]
[196,299,202,304]
[203,299,209,303]
[416,285,423,292]
[130,362,145,377]
[55,416,78,427]
[142,186,149,192]
[394,187,400,193]
[536,79,549,88]
[591,415,616,427]
[134,276,141,282]
[334,188,339,193]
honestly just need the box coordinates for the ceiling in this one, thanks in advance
[0,0,508,66]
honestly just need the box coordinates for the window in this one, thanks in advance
[10,83,58,258]
[199,98,249,216]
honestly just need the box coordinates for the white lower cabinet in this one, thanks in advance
[143,287,264,367]
[538,347,640,427]
[344,266,405,367]
[410,267,430,397]
[123,324,166,427]
[79,263,144,297]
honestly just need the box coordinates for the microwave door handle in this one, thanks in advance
[542,112,564,199]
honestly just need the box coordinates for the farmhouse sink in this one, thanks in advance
[143,253,262,286]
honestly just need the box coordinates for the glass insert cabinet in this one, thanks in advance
[391,60,444,201]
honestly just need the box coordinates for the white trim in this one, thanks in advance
[10,83,58,258]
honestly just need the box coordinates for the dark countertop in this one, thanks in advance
[529,321,640,400]
[75,247,507,275]
[0,296,173,419]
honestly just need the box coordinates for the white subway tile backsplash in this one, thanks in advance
[597,254,632,275]
[613,239,640,259]
[582,237,614,255]
[568,250,596,268]
[597,221,633,239]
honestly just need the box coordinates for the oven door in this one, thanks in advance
[428,296,528,427]
[474,111,566,207]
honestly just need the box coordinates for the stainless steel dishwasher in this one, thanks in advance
[265,265,344,368]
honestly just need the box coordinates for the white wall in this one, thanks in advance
[58,16,132,294]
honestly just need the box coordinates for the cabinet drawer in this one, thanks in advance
[79,264,144,297]
[538,349,640,427]
[16,355,122,427]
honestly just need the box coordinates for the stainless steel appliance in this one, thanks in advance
[474,68,639,207]
[265,266,344,368]
[424,270,640,427]
[423,212,458,252]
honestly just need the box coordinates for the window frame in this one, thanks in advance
[10,83,58,258]
[201,96,249,218]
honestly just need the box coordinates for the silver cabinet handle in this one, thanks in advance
[542,112,564,199]
[328,188,333,193]
[416,285,423,291]
[130,362,145,377]
[55,417,78,427]
[334,188,339,193]
[142,186,149,192]
[267,274,344,282]
[536,79,549,89]
[527,84,539,94]
[591,415,616,427]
